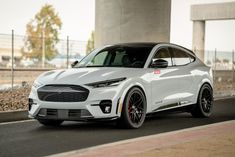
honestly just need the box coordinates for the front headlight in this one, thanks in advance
[32,81,43,88]
[85,77,126,88]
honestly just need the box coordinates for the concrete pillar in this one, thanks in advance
[95,0,171,48]
[192,20,205,61]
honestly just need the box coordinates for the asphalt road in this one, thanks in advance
[0,97,235,157]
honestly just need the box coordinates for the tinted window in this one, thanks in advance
[90,51,108,66]
[172,48,191,66]
[153,47,172,66]
[188,53,195,62]
[76,45,153,68]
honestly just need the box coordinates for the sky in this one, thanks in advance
[171,0,235,51]
[0,0,234,51]
[0,0,95,41]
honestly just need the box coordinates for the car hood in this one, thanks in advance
[36,67,139,85]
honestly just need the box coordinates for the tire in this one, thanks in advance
[191,84,213,118]
[117,87,147,129]
[38,119,63,126]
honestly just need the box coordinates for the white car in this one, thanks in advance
[28,43,213,128]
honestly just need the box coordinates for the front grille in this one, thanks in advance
[37,109,93,120]
[37,85,89,102]
[69,109,81,117]
[47,109,57,116]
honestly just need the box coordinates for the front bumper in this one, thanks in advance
[28,84,124,121]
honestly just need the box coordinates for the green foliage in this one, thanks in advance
[222,59,229,63]
[23,4,62,60]
[206,60,211,65]
[215,58,221,63]
[86,31,94,54]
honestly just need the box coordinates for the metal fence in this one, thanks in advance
[0,31,88,86]
[0,31,234,111]
[0,31,88,111]
[204,49,235,97]
[0,31,87,69]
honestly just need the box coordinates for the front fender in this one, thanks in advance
[117,78,151,117]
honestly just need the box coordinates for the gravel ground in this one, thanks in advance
[0,84,234,112]
[0,86,30,111]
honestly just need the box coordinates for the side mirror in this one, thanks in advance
[151,59,168,68]
[71,60,79,68]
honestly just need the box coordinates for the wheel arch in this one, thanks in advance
[118,82,149,116]
[129,85,147,102]
[196,79,213,103]
[191,80,214,118]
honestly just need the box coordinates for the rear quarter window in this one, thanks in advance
[171,48,194,66]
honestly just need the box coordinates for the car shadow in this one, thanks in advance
[32,112,193,132]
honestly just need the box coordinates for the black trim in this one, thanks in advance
[36,116,119,122]
[116,98,121,114]
[154,103,179,111]
[28,99,34,111]
[99,100,112,114]
[85,77,126,88]
[36,108,93,120]
[148,46,174,68]
[169,47,196,67]
[147,105,194,117]
[37,84,89,102]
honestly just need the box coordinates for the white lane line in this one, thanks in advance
[0,119,35,125]
[47,120,235,157]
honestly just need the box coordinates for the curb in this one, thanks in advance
[214,95,235,101]
[48,120,235,157]
[0,110,28,123]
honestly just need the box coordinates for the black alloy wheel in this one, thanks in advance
[191,84,213,118]
[118,87,147,129]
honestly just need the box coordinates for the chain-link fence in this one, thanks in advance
[204,50,235,97]
[0,32,87,69]
[0,31,88,111]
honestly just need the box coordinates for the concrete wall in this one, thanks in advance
[0,69,47,85]
[95,0,171,47]
[191,2,235,21]
[192,21,205,61]
[191,2,235,61]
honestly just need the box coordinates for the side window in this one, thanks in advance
[172,48,191,66]
[89,51,108,66]
[188,54,196,62]
[111,50,127,66]
[152,47,173,66]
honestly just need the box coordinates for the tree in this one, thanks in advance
[86,31,94,54]
[222,59,229,63]
[23,4,62,60]
[206,60,211,65]
[215,58,221,63]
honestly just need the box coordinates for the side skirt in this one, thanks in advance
[147,103,195,116]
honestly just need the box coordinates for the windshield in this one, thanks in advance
[75,45,153,68]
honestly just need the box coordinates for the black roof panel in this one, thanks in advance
[110,42,158,47]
